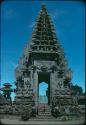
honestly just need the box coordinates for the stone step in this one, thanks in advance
[38,108,50,111]
[30,116,56,121]
[29,118,62,122]
[39,111,51,113]
[38,108,51,110]
[38,115,52,117]
[38,113,51,115]
[38,107,51,111]
[38,110,51,112]
[29,118,58,121]
[38,112,51,114]
[37,117,54,119]
[38,111,51,113]
[38,105,52,118]
[38,111,51,114]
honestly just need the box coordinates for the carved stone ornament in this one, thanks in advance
[51,65,57,72]
[31,65,36,71]
[25,80,31,88]
[41,65,47,71]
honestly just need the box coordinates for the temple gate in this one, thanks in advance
[15,5,72,109]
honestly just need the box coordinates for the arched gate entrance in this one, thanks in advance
[38,73,50,105]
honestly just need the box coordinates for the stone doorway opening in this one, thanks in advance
[39,82,48,104]
[38,73,50,105]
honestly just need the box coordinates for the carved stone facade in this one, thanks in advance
[15,5,73,109]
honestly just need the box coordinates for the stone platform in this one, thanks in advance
[0,118,85,125]
[0,115,85,125]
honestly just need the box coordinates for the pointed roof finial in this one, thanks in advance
[42,4,46,9]
[40,1,46,10]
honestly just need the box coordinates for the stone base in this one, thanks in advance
[0,117,85,125]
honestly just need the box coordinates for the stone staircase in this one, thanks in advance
[30,104,56,121]
[1,104,85,125]
[38,104,53,119]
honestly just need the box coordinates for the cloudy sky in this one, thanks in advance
[1,1,85,99]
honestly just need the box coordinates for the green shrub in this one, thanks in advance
[21,109,30,121]
[61,116,68,121]
[21,105,32,121]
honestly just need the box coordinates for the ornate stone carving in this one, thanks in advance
[24,77,31,89]
[41,65,47,71]
[13,5,80,118]
[58,81,63,89]
[51,65,57,72]
[31,65,36,72]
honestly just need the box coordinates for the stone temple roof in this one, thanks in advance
[0,87,13,91]
[4,83,12,87]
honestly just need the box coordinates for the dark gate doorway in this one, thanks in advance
[38,73,50,105]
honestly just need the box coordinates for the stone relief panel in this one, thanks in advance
[34,60,56,72]
[24,77,31,90]
[34,60,55,67]
[50,72,58,95]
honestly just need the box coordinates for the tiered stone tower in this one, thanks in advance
[15,5,74,112]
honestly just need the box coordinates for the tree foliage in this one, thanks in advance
[71,84,83,95]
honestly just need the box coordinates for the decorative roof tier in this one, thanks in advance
[15,4,71,77]
[3,83,12,87]
[0,83,13,92]
[28,5,59,52]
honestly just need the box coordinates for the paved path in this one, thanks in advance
[1,118,85,125]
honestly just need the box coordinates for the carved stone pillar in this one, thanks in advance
[33,71,38,107]
[30,70,34,88]
[50,73,53,105]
